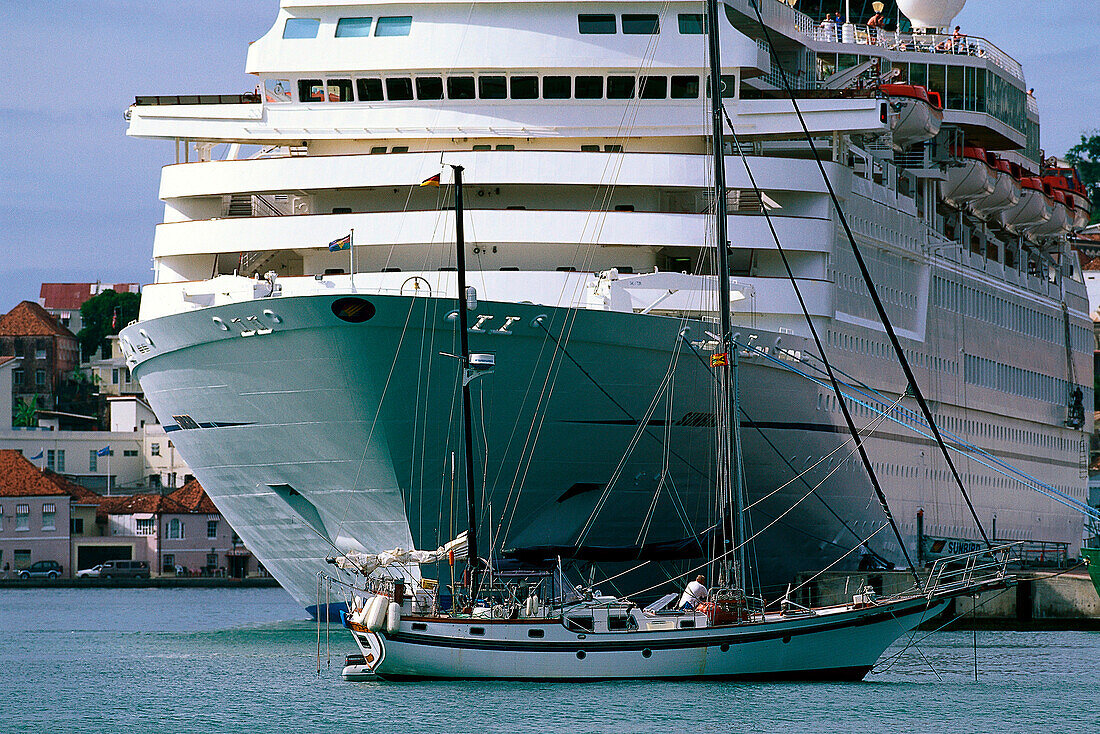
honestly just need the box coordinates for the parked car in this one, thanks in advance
[99,560,150,579]
[19,560,63,579]
[76,565,104,578]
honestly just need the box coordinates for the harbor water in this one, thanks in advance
[1,588,1096,733]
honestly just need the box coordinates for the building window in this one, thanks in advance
[298,79,324,102]
[56,450,64,473]
[163,554,175,573]
[510,76,539,99]
[71,517,84,534]
[414,77,444,100]
[282,18,320,39]
[47,450,55,471]
[206,553,219,570]
[622,14,659,34]
[123,449,138,457]
[42,503,56,530]
[335,17,372,37]
[151,443,160,457]
[578,14,616,34]
[575,76,603,99]
[136,518,156,536]
[167,518,184,539]
[447,76,476,100]
[208,519,219,539]
[678,14,705,34]
[35,369,46,387]
[14,549,31,569]
[89,450,97,472]
[327,79,354,102]
[385,78,414,101]
[356,78,384,101]
[375,16,412,36]
[15,504,29,531]
[478,76,507,100]
[12,368,22,385]
[112,368,119,384]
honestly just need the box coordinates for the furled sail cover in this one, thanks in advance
[328,532,468,576]
[504,531,713,563]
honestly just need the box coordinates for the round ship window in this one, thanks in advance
[331,297,376,323]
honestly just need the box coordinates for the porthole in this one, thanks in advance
[212,317,228,331]
[641,648,652,658]
[576,650,587,660]
[331,297,376,323]
[720,643,730,652]
[782,635,792,644]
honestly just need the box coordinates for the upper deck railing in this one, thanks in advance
[134,94,260,106]
[806,22,1024,81]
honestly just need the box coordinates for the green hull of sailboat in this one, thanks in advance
[1083,547,1100,599]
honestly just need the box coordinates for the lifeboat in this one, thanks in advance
[880,84,943,149]
[1027,186,1071,237]
[999,176,1051,234]
[971,154,1021,219]
[942,146,996,207]
[1042,171,1091,229]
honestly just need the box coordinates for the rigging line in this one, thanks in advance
[679,334,890,554]
[720,108,920,585]
[748,338,1100,519]
[747,0,990,549]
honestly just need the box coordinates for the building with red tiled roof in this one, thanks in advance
[0,451,254,578]
[0,302,80,427]
[38,282,139,333]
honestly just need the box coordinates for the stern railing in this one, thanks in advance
[925,542,1017,598]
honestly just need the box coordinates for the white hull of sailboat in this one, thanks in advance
[347,597,949,680]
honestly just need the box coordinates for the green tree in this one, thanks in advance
[1065,130,1100,224]
[76,289,141,361]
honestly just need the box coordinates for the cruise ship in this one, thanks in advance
[119,0,1093,614]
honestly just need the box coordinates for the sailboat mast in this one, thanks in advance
[451,164,481,599]
[705,0,746,590]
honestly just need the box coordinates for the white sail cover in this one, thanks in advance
[330,532,468,576]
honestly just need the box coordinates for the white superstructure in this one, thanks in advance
[120,0,1092,613]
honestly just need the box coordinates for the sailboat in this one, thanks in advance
[331,1,1015,681]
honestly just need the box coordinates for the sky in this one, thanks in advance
[1,1,1097,314]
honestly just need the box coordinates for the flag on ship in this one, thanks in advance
[328,233,352,251]
[710,352,729,367]
[420,173,441,187]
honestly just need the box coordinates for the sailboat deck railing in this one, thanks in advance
[924,542,1018,599]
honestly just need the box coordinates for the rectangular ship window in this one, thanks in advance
[375,16,412,36]
[298,79,325,102]
[385,78,414,101]
[607,76,635,99]
[670,75,700,99]
[574,76,603,99]
[578,14,616,34]
[678,14,705,34]
[622,14,659,34]
[264,79,291,103]
[335,17,372,37]
[639,76,667,99]
[415,77,444,100]
[283,18,320,39]
[357,78,384,101]
[327,79,354,102]
[478,76,507,99]
[542,76,571,99]
[447,76,476,99]
[510,76,539,99]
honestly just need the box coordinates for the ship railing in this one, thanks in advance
[924,541,1018,599]
[809,25,1023,81]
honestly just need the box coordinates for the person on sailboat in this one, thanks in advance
[678,575,708,610]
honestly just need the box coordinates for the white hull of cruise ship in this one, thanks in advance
[119,1,1092,611]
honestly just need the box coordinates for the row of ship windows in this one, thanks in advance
[818,390,1085,455]
[931,275,1089,352]
[280,13,709,40]
[827,329,957,376]
[963,353,1086,408]
[279,74,736,104]
[831,267,918,311]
